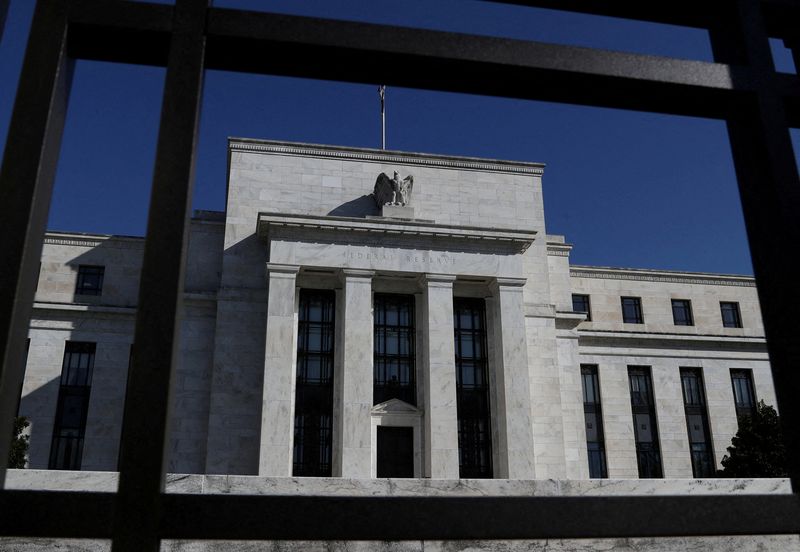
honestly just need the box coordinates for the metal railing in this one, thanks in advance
[1,1,799,550]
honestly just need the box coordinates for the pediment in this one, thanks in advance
[371,398,421,416]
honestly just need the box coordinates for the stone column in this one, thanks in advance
[490,277,536,479]
[258,263,300,476]
[420,274,460,479]
[334,269,374,478]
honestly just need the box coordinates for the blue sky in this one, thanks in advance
[1,0,798,275]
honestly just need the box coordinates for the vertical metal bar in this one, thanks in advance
[0,0,72,485]
[783,38,800,76]
[0,0,9,45]
[111,0,207,550]
[710,0,800,491]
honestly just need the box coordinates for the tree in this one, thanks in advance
[718,401,787,478]
[8,416,29,469]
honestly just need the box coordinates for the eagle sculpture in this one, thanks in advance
[373,171,414,207]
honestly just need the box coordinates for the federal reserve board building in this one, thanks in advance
[9,139,792,550]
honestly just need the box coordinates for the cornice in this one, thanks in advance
[229,139,545,176]
[258,212,537,253]
[570,265,756,287]
[44,233,144,250]
[547,244,572,257]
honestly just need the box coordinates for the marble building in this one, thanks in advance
[16,139,774,483]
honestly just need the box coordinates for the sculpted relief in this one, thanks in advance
[373,171,414,207]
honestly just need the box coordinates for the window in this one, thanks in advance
[293,290,335,477]
[572,294,591,321]
[628,366,662,478]
[453,297,492,479]
[621,297,644,324]
[671,299,694,326]
[680,368,715,478]
[75,265,104,296]
[730,369,757,427]
[373,294,416,406]
[720,301,742,328]
[581,365,607,478]
[49,342,95,470]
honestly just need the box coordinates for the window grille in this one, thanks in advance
[75,265,104,296]
[453,297,493,479]
[628,366,663,478]
[680,368,715,478]
[581,364,607,478]
[293,290,335,477]
[49,342,95,470]
[373,293,416,406]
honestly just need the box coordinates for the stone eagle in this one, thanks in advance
[373,171,413,207]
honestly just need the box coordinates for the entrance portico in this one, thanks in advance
[257,211,537,479]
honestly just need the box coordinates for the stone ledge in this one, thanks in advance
[5,470,790,497]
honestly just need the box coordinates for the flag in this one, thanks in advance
[379,85,385,111]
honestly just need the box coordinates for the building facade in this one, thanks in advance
[17,139,773,481]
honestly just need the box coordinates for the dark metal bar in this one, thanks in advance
[709,0,800,491]
[159,494,800,540]
[110,0,207,550]
[66,0,173,67]
[0,491,115,538]
[202,8,800,122]
[0,0,72,485]
[0,0,8,45]
[484,0,800,40]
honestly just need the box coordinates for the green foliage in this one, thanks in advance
[8,416,30,469]
[718,401,787,478]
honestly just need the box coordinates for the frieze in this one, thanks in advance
[570,266,756,287]
[343,250,456,266]
[230,139,545,175]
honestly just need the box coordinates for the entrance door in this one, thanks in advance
[377,426,414,478]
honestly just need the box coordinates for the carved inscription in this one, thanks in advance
[343,250,456,265]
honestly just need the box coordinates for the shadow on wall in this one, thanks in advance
[327,194,379,217]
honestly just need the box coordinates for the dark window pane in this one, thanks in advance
[572,294,591,321]
[720,301,742,328]
[581,365,607,478]
[454,297,492,479]
[621,297,644,324]
[75,265,105,296]
[49,342,95,470]
[681,368,715,477]
[671,299,694,326]
[628,366,662,478]
[374,294,416,406]
[293,290,335,477]
[730,369,757,427]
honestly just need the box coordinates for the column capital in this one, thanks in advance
[420,273,457,287]
[266,263,300,277]
[340,268,375,282]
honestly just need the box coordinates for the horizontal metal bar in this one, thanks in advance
[202,8,800,121]
[66,0,173,66]
[157,494,800,540]
[58,3,800,122]
[0,491,115,538]
[484,1,800,39]
[0,490,796,540]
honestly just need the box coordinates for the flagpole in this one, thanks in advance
[379,85,386,150]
